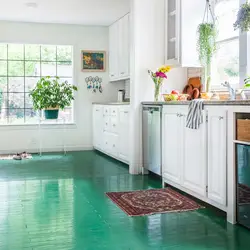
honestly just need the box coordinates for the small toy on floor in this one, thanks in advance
[13,152,32,160]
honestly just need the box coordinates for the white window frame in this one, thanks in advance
[210,0,240,91]
[0,43,75,126]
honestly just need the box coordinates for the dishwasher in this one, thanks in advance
[142,105,162,175]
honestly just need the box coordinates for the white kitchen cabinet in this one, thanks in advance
[162,107,183,184]
[93,104,130,164]
[109,22,119,80]
[165,0,205,67]
[207,107,227,206]
[92,105,103,149]
[109,13,130,81]
[162,105,228,211]
[182,111,207,197]
[118,14,130,79]
[118,106,130,162]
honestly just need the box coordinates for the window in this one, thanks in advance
[211,0,239,89]
[0,44,74,125]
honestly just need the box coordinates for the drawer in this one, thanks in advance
[110,106,118,116]
[103,132,110,152]
[103,106,110,116]
[110,134,119,157]
[103,116,110,131]
[110,117,118,133]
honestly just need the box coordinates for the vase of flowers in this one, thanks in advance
[148,66,171,102]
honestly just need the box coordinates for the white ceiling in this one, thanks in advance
[0,0,130,26]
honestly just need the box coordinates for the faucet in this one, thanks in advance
[221,81,236,100]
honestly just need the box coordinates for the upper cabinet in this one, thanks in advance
[109,14,130,82]
[165,0,205,67]
[109,22,119,80]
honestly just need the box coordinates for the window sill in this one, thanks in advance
[0,123,77,131]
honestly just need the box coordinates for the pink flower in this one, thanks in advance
[156,71,167,78]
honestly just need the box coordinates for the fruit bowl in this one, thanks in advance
[200,92,213,100]
[178,94,189,101]
[162,94,179,102]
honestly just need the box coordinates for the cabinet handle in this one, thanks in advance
[106,123,108,125]
[95,109,99,112]
[106,142,108,145]
[113,144,115,147]
[111,74,114,77]
[219,116,224,120]
[113,124,116,127]
[176,113,179,117]
[113,111,116,113]
[121,72,125,75]
[124,111,129,114]
[179,114,184,117]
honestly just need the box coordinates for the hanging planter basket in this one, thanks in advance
[197,0,217,92]
[234,1,250,32]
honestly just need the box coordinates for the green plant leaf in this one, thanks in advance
[29,76,78,110]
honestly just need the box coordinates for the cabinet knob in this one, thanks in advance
[219,116,224,120]
[176,113,179,117]
[106,123,108,125]
[113,124,116,127]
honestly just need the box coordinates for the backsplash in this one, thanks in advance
[124,79,130,99]
[187,67,203,79]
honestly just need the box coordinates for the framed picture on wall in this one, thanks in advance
[81,50,106,72]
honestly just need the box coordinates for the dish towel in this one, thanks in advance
[186,99,204,129]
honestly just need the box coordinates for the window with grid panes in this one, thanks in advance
[0,44,74,125]
[211,0,239,89]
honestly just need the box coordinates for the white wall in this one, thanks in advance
[0,21,124,153]
[162,68,188,94]
[129,0,165,174]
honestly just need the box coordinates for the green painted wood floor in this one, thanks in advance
[0,151,249,250]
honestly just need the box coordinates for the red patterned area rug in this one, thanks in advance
[106,188,204,217]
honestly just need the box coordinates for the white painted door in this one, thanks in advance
[118,14,130,79]
[93,105,103,149]
[207,108,227,206]
[162,108,182,184]
[118,107,130,162]
[182,111,207,197]
[109,22,119,80]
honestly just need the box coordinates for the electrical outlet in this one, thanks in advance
[29,138,37,145]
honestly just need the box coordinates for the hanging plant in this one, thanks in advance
[197,0,217,92]
[234,1,250,32]
[197,23,217,66]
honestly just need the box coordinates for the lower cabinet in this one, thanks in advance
[207,107,227,207]
[182,111,207,197]
[162,105,227,211]
[118,106,130,161]
[92,105,103,149]
[162,107,183,184]
[93,104,130,164]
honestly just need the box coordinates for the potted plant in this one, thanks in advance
[241,76,250,100]
[197,0,217,93]
[29,76,78,119]
[234,1,250,32]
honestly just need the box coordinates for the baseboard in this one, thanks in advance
[0,145,94,155]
